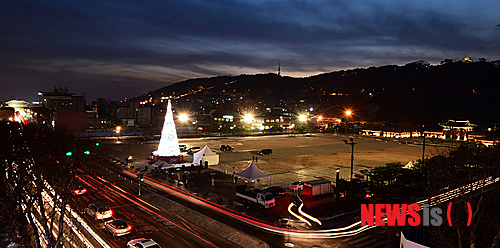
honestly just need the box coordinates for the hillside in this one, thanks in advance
[137,60,500,128]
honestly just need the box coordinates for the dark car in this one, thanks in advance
[263,188,279,200]
[258,149,273,155]
[267,186,286,197]
[220,145,234,151]
[187,147,201,154]
[357,189,374,200]
[72,185,87,195]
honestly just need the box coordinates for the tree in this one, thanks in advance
[427,144,500,248]
[0,121,96,247]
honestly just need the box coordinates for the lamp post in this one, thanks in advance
[179,114,188,137]
[210,172,215,186]
[336,168,340,201]
[344,110,352,133]
[343,138,356,210]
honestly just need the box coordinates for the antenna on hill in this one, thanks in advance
[278,62,281,76]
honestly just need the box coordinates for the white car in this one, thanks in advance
[289,181,304,191]
[105,219,131,237]
[127,238,161,248]
[85,203,112,220]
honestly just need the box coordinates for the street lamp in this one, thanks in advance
[244,114,253,123]
[336,168,340,201]
[178,113,188,122]
[210,172,216,186]
[343,138,356,210]
[178,113,188,137]
[232,167,236,184]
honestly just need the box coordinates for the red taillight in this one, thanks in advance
[110,210,113,216]
[366,194,370,198]
[82,189,87,193]
[127,225,132,231]
[74,190,78,194]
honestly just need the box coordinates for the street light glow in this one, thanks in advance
[299,115,307,122]
[179,114,188,122]
[345,110,352,116]
[244,114,253,123]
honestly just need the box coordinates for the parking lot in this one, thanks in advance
[104,133,444,189]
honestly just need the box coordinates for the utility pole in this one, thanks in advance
[336,168,340,201]
[138,173,143,196]
[421,125,425,175]
[343,138,356,210]
[493,123,497,146]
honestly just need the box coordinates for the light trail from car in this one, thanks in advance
[90,175,221,248]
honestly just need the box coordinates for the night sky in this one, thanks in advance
[1,0,499,102]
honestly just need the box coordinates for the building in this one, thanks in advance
[56,109,86,132]
[39,88,85,112]
[86,109,110,130]
[115,101,151,128]
[439,120,476,141]
[38,88,86,129]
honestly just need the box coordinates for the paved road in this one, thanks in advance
[72,165,243,248]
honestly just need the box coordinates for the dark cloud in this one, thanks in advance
[1,0,499,102]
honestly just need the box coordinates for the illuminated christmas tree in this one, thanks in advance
[156,100,181,157]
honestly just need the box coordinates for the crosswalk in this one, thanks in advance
[341,231,395,248]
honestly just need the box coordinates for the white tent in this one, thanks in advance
[234,162,271,181]
[404,161,415,169]
[193,145,219,166]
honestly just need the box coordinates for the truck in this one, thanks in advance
[302,179,332,197]
[235,185,275,208]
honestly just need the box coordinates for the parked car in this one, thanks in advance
[72,185,87,195]
[179,144,188,152]
[105,219,131,237]
[289,181,304,191]
[267,186,286,197]
[357,189,374,200]
[220,145,234,151]
[263,188,279,200]
[85,203,112,220]
[187,146,201,154]
[258,149,273,155]
[127,238,161,248]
